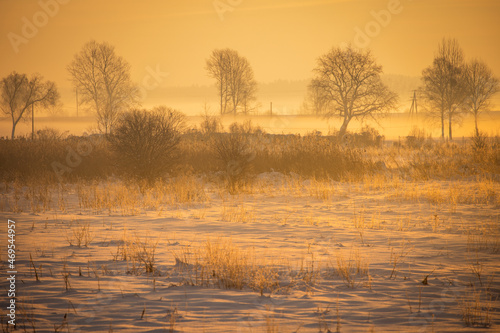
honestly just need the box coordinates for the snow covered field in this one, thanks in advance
[1,174,499,332]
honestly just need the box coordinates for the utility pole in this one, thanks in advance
[409,90,418,116]
[270,102,272,117]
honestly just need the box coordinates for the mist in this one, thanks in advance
[1,1,500,332]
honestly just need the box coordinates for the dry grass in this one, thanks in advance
[77,181,140,215]
[163,175,208,207]
[12,296,37,332]
[1,126,500,331]
[458,287,493,328]
[389,240,413,280]
[1,128,499,203]
[0,176,207,216]
[210,132,255,194]
[114,230,159,274]
[220,203,254,223]
[333,247,371,288]
[25,182,52,214]
[65,220,94,247]
[308,178,337,201]
[466,232,500,254]
[172,238,282,295]
[385,179,499,210]
[166,304,178,333]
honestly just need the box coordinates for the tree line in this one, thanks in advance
[1,38,498,139]
[420,38,498,139]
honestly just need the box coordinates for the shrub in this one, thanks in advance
[109,106,185,183]
[330,125,384,147]
[353,125,384,147]
[35,127,68,141]
[211,132,255,194]
[405,127,432,149]
[199,111,223,135]
[471,131,488,154]
[470,132,500,175]
[229,120,264,135]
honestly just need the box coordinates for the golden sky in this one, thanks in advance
[1,0,499,90]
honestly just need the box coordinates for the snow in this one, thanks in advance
[0,176,499,332]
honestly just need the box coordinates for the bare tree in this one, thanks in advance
[421,38,467,140]
[211,131,254,194]
[206,49,230,115]
[199,104,223,135]
[0,71,59,139]
[240,73,258,115]
[303,83,330,115]
[463,59,499,136]
[310,45,398,138]
[206,49,257,115]
[67,40,138,135]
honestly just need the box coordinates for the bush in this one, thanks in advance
[471,131,488,153]
[229,120,264,135]
[35,127,68,141]
[211,132,255,194]
[199,111,223,135]
[405,127,432,149]
[353,125,384,147]
[330,126,384,147]
[109,106,185,183]
[470,132,500,175]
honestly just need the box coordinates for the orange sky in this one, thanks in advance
[1,0,500,104]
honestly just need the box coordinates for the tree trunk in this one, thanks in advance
[32,104,35,140]
[448,111,453,140]
[220,81,223,115]
[440,109,445,140]
[474,111,479,136]
[338,116,350,139]
[11,124,16,140]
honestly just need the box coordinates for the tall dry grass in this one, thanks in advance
[172,238,283,295]
[0,125,498,197]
